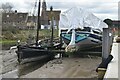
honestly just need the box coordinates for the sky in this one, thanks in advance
[0,0,120,20]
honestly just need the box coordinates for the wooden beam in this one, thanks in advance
[102,28,110,61]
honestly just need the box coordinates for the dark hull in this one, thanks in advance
[16,45,55,63]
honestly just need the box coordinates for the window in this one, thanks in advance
[7,15,9,17]
[3,21,6,24]
[20,15,23,18]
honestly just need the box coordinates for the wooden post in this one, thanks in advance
[98,28,110,79]
[50,6,54,48]
[102,28,110,61]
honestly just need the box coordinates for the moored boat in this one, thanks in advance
[61,28,102,52]
[59,7,108,52]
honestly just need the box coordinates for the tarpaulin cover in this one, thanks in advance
[59,7,108,32]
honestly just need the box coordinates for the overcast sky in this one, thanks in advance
[1,0,120,20]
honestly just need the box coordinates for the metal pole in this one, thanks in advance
[102,28,110,61]
[50,6,54,48]
[36,0,41,46]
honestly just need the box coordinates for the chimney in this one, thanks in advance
[15,10,17,13]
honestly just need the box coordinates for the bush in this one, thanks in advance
[2,26,19,34]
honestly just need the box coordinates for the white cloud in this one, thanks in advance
[1,0,119,20]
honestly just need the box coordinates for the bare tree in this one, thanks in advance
[1,2,14,13]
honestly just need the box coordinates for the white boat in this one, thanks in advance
[59,7,108,52]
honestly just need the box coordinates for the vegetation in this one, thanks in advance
[2,29,59,43]
[0,40,16,45]
[1,27,59,50]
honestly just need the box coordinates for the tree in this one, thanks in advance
[1,2,14,13]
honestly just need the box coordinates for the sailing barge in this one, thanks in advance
[16,0,63,64]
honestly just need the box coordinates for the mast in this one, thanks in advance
[50,6,54,48]
[36,0,41,46]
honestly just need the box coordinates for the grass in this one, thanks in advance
[1,29,59,49]
[16,29,59,41]
[0,40,16,45]
[2,29,59,45]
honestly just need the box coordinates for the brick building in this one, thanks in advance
[2,0,61,30]
[112,20,120,28]
[2,12,28,29]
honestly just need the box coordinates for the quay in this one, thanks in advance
[103,37,119,79]
[97,36,119,80]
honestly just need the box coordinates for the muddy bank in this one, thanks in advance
[1,49,102,78]
[2,44,16,50]
[1,50,19,78]
[1,49,52,78]
[21,56,101,78]
[18,59,51,77]
[1,50,18,75]
[0,51,2,79]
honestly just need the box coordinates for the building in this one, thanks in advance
[40,0,61,29]
[112,20,120,28]
[2,0,61,30]
[2,11,28,30]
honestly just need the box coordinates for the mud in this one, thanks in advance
[1,49,102,78]
[21,56,101,78]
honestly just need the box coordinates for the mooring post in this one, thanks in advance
[102,28,110,61]
[102,19,113,61]
[97,28,110,79]
[97,19,113,79]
